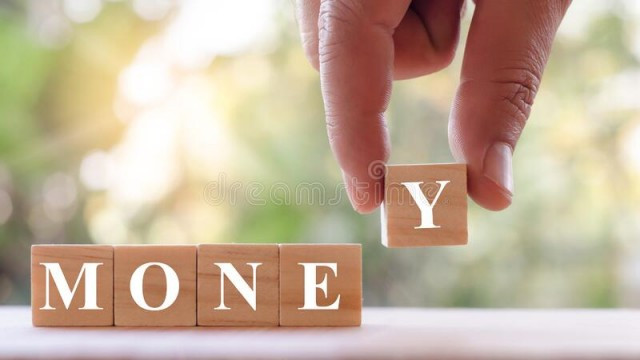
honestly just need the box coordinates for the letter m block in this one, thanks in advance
[31,245,113,326]
[381,163,468,247]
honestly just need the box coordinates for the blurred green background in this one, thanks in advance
[1,0,639,308]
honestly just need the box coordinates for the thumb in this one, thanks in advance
[449,0,570,210]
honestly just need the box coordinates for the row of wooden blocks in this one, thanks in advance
[31,163,468,326]
[31,244,361,327]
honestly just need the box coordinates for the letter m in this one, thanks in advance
[39,263,103,311]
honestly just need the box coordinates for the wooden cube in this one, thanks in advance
[114,245,196,326]
[382,163,468,247]
[279,244,361,326]
[31,245,113,326]
[197,244,279,326]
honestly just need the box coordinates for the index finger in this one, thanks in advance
[318,0,410,213]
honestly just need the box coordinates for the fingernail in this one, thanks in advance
[483,142,514,197]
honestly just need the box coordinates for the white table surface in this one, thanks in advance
[1,306,640,359]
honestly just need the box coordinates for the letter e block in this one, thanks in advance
[31,245,113,326]
[114,245,196,326]
[382,163,467,247]
[279,244,361,326]
[197,244,279,326]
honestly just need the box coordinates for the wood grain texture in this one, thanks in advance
[198,244,279,326]
[382,163,468,247]
[31,245,113,327]
[114,245,196,326]
[279,244,361,327]
[4,307,640,359]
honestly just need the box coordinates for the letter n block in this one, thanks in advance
[382,163,467,247]
[279,244,361,326]
[197,244,279,326]
[31,245,113,326]
[114,245,196,326]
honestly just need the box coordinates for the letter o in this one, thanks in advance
[130,262,180,311]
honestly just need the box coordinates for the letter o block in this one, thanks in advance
[114,245,196,326]
[31,245,113,326]
[382,163,468,247]
[279,244,361,326]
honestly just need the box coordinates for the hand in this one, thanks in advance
[295,0,571,212]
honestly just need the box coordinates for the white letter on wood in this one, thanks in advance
[401,180,449,229]
[214,262,262,311]
[130,262,179,311]
[298,263,340,310]
[40,262,103,310]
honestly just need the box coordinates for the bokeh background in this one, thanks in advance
[1,0,639,308]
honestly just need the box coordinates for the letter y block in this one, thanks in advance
[382,163,468,247]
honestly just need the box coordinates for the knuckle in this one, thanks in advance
[318,0,362,37]
[491,64,542,134]
[317,0,363,61]
[325,113,340,132]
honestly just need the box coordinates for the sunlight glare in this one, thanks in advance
[118,41,174,106]
[165,0,276,69]
[109,109,180,208]
[80,150,113,191]
[63,0,102,23]
[620,120,640,175]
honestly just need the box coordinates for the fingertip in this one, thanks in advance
[342,170,384,214]
[468,169,513,211]
[351,191,383,214]
[351,198,381,214]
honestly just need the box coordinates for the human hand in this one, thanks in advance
[295,0,571,212]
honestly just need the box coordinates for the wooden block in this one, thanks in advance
[382,163,467,247]
[197,244,279,326]
[114,245,196,326]
[279,244,361,327]
[31,245,113,326]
